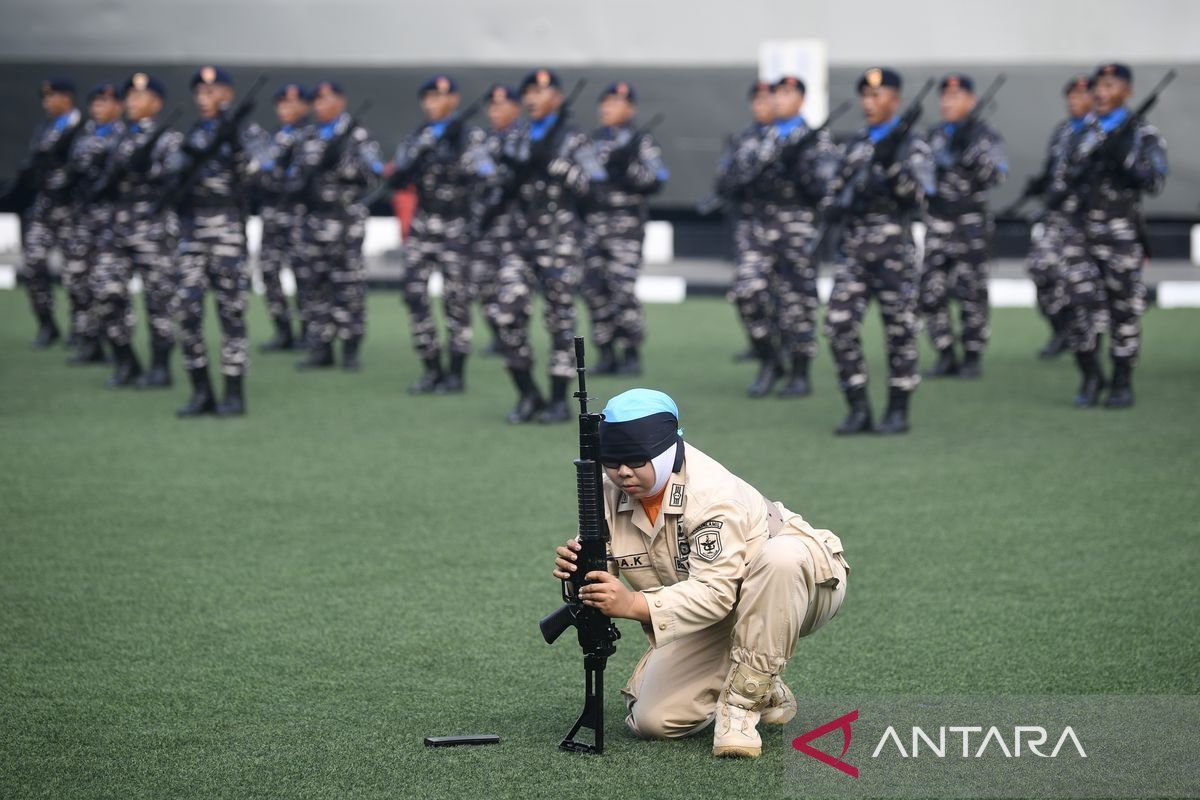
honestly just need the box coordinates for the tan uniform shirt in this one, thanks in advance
[603,442,847,649]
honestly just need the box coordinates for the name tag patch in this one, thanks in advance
[614,552,651,570]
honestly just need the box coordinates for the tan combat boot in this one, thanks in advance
[712,662,774,758]
[759,676,797,725]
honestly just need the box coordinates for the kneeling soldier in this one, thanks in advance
[552,388,849,757]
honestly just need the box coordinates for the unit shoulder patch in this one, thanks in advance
[691,520,724,562]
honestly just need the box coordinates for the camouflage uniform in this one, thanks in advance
[470,124,519,345]
[393,118,490,367]
[1055,110,1167,366]
[920,119,1007,358]
[494,115,603,399]
[20,108,83,334]
[290,114,381,356]
[582,122,668,359]
[722,118,838,366]
[92,117,182,355]
[823,127,933,395]
[256,122,307,340]
[168,118,269,378]
[63,116,124,343]
[1025,119,1081,328]
[715,122,771,351]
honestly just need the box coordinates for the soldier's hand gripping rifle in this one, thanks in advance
[152,74,268,214]
[539,337,621,755]
[84,108,183,204]
[602,112,665,180]
[1042,69,1176,213]
[475,80,587,236]
[696,101,852,217]
[803,79,935,257]
[281,98,373,208]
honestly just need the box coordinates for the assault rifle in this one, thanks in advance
[945,73,1006,155]
[696,101,851,216]
[602,112,665,180]
[85,109,183,203]
[152,74,268,214]
[803,78,935,257]
[0,110,84,213]
[539,337,621,755]
[281,98,373,207]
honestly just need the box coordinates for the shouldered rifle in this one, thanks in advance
[0,111,84,211]
[153,74,268,214]
[696,101,852,216]
[603,112,665,177]
[948,73,1006,153]
[475,79,587,235]
[85,108,182,203]
[539,337,621,755]
[803,79,935,257]
[283,98,373,207]
[1044,69,1175,212]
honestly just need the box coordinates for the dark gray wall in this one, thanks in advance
[1,61,1194,217]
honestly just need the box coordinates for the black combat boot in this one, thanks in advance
[105,343,144,388]
[67,335,106,366]
[617,346,642,377]
[407,355,443,394]
[136,338,173,388]
[876,388,911,435]
[342,337,363,372]
[593,343,619,375]
[926,346,959,378]
[1104,358,1134,409]
[959,351,982,379]
[777,354,812,398]
[834,387,874,435]
[176,367,217,417]
[1038,312,1070,359]
[31,312,61,349]
[747,339,782,398]
[216,374,245,417]
[506,368,546,424]
[538,376,572,424]
[295,341,335,370]
[437,353,466,393]
[260,317,296,352]
[1073,350,1106,408]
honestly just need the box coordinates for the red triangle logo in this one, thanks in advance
[791,709,859,778]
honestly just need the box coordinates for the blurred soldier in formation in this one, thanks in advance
[823,67,933,435]
[582,80,669,378]
[167,65,270,417]
[919,73,1008,379]
[89,72,182,389]
[290,81,383,372]
[491,68,604,424]
[1055,63,1168,409]
[256,82,311,354]
[470,83,523,358]
[390,74,491,393]
[12,79,83,348]
[1024,74,1093,360]
[62,82,125,366]
[721,76,838,398]
[711,81,775,365]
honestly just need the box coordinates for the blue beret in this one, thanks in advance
[1064,73,1094,96]
[748,79,771,99]
[87,82,121,102]
[773,75,807,94]
[857,67,903,93]
[273,82,311,102]
[487,83,519,104]
[190,65,234,89]
[599,81,637,103]
[40,77,76,97]
[939,73,974,93]
[519,69,562,93]
[123,72,167,100]
[313,80,345,97]
[1094,62,1133,83]
[418,74,458,97]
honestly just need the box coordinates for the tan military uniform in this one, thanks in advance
[605,442,849,739]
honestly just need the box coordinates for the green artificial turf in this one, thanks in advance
[1,288,1198,799]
